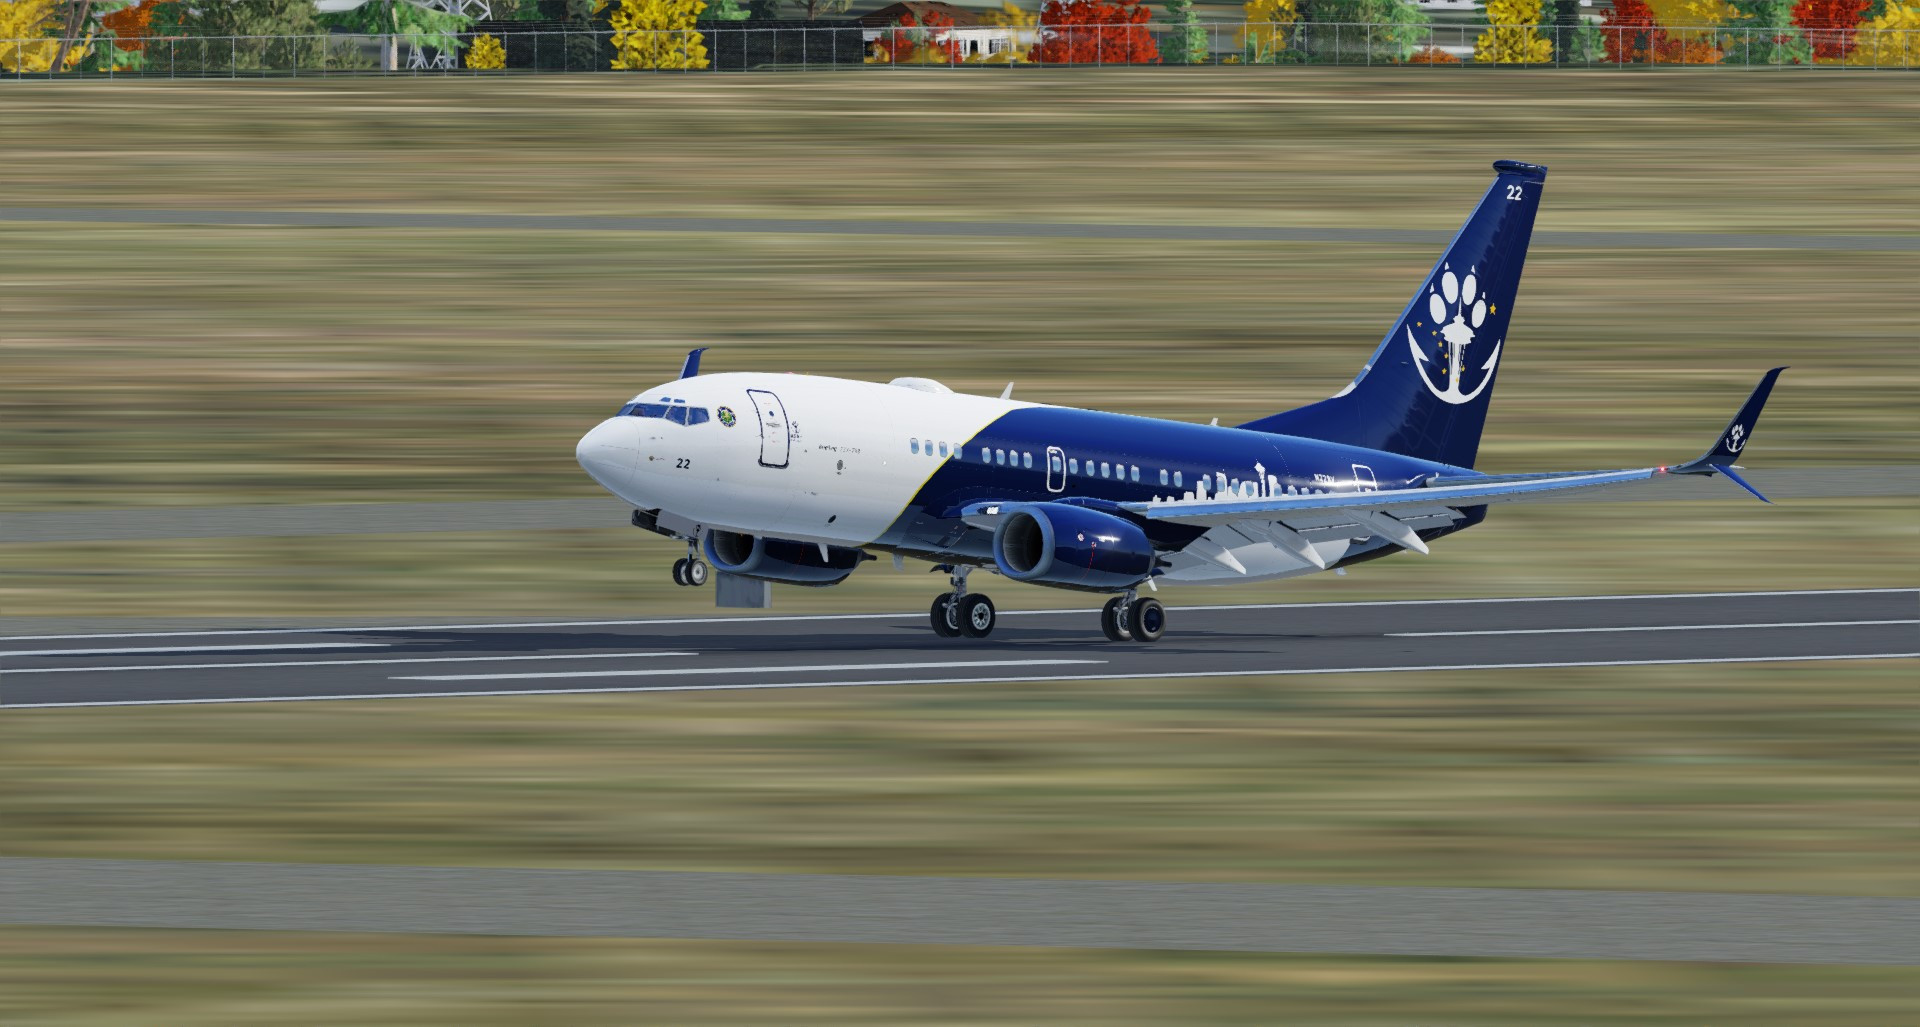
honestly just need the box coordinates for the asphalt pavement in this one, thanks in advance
[5,857,1916,964]
[5,207,1919,251]
[5,588,1913,709]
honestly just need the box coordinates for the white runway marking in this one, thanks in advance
[0,642,390,657]
[3,588,1910,641]
[1391,619,1920,638]
[4,652,698,676]
[10,653,1912,709]
[393,659,1105,683]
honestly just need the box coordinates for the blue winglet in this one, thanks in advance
[679,347,708,379]
[1711,463,1771,504]
[1672,367,1785,501]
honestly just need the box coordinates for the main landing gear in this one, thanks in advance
[671,543,709,587]
[1100,592,1165,643]
[930,566,996,639]
[924,571,1166,643]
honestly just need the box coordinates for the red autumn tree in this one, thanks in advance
[872,10,963,64]
[1792,0,1870,59]
[1600,0,1657,62]
[1600,0,1722,63]
[1034,0,1159,64]
[100,0,156,51]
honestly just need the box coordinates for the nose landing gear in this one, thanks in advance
[672,544,709,588]
[929,565,996,639]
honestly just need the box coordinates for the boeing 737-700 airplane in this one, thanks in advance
[576,160,1782,642]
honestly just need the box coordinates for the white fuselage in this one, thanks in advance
[577,372,1033,548]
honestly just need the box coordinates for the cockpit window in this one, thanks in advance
[618,401,709,426]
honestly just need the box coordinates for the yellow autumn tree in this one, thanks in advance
[0,0,92,73]
[1239,0,1297,62]
[973,1,1036,62]
[608,0,709,70]
[1643,0,1739,57]
[467,32,507,68]
[1845,0,1919,65]
[1475,0,1553,61]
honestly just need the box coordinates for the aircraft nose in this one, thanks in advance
[576,417,640,489]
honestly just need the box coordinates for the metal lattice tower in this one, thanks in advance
[402,0,495,20]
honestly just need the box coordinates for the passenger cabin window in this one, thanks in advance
[1159,469,1169,486]
[938,441,948,458]
[910,438,920,454]
[980,446,990,462]
[1022,452,1033,470]
[1130,465,1140,483]
[1100,462,1111,479]
[1051,453,1064,473]
[995,449,1006,466]
[1174,471,1183,488]
[1069,458,1079,474]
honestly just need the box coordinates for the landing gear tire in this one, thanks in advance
[930,594,961,638]
[1126,597,1166,642]
[672,558,690,586]
[1100,597,1133,642]
[959,594,997,638]
[685,559,709,587]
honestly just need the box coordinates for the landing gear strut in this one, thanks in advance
[929,565,996,639]
[1101,590,1166,643]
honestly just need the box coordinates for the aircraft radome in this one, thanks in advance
[576,161,1784,642]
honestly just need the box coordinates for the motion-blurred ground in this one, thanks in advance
[2,70,1916,1023]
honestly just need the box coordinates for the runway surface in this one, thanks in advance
[5,206,1919,251]
[4,857,1916,964]
[4,588,1913,709]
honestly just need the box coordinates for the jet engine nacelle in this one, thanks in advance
[992,503,1155,593]
[703,530,864,587]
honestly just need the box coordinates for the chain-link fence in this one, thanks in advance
[5,23,1916,79]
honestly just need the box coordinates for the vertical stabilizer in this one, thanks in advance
[1239,160,1548,469]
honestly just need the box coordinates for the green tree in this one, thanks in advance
[782,0,851,18]
[1162,0,1209,62]
[175,0,324,71]
[318,0,473,71]
[1723,0,1812,61]
[1300,0,1427,61]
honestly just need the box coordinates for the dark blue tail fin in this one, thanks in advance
[1238,160,1548,469]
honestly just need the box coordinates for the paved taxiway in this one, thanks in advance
[6,857,1916,964]
[7,206,1920,251]
[4,588,1913,709]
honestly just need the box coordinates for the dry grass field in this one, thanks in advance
[2,70,1917,1023]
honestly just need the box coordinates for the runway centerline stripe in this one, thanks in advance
[4,651,699,676]
[10,653,1911,708]
[1390,619,1920,638]
[4,588,1911,641]
[393,658,1106,683]
[0,642,391,657]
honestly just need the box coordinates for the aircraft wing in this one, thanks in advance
[1122,368,1786,566]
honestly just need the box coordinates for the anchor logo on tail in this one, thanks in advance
[1409,265,1502,406]
[1726,424,1746,452]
